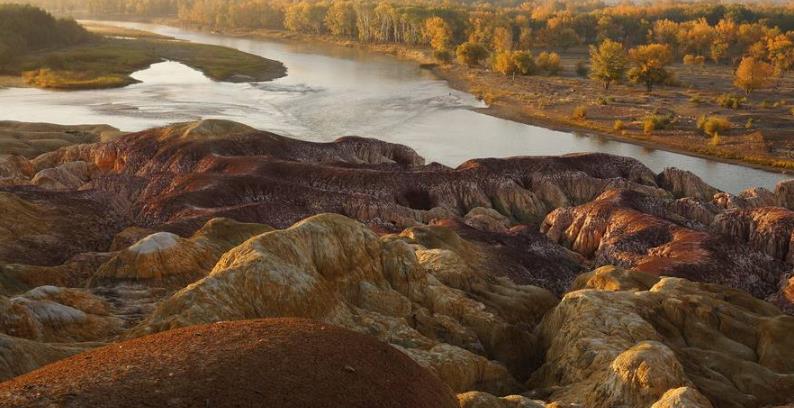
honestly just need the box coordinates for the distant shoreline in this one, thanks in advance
[148,22,792,178]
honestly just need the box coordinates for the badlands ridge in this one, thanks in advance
[0,119,792,407]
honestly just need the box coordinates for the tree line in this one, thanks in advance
[4,0,794,93]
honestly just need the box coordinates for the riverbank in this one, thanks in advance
[1,23,286,90]
[168,23,794,175]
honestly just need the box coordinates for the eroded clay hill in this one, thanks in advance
[1,119,794,407]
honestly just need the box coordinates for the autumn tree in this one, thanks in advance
[767,34,794,80]
[284,1,327,34]
[325,0,357,38]
[734,56,774,95]
[589,39,628,90]
[491,26,513,53]
[423,16,452,51]
[492,51,517,76]
[649,19,679,51]
[628,43,673,93]
[456,41,488,67]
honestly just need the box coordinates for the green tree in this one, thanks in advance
[627,43,673,93]
[589,39,628,90]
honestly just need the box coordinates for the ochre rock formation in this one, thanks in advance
[530,267,794,408]
[0,319,459,408]
[0,286,121,342]
[90,218,272,288]
[132,213,559,394]
[0,121,120,158]
[457,391,545,408]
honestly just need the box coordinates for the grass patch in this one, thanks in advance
[2,36,285,90]
[22,69,133,89]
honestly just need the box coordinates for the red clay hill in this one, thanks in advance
[0,318,459,408]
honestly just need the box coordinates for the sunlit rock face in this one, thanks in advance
[530,267,794,408]
[2,119,794,407]
[0,319,460,408]
[131,213,559,395]
[91,218,273,288]
[541,188,791,309]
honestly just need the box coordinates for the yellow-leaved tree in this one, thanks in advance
[734,56,774,95]
[423,16,452,52]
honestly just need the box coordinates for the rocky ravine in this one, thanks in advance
[0,119,792,407]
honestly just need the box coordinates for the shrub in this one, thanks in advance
[716,93,746,109]
[536,51,561,75]
[697,115,731,137]
[642,114,673,134]
[597,96,609,105]
[689,95,703,104]
[575,60,588,77]
[745,118,754,129]
[682,54,705,66]
[512,51,536,75]
[456,42,488,67]
[432,49,452,63]
[571,105,588,120]
[613,120,624,131]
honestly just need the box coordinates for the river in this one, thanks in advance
[0,21,788,193]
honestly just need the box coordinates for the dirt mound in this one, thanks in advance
[0,318,458,408]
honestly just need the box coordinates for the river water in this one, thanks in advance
[0,21,788,193]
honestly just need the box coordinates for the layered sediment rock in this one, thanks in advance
[132,213,559,394]
[530,266,794,408]
[0,121,120,158]
[656,168,719,201]
[91,218,272,288]
[25,120,669,234]
[542,188,787,303]
[3,119,794,407]
[0,286,121,342]
[0,190,121,266]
